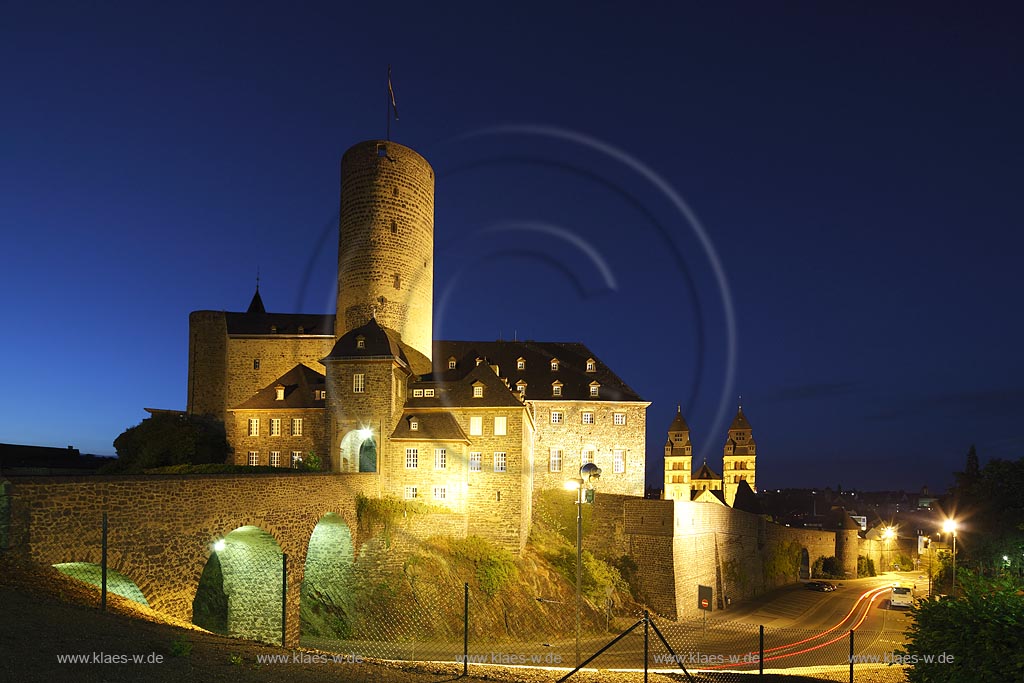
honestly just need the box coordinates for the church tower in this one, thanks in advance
[722,403,756,507]
[663,406,693,500]
[336,140,434,375]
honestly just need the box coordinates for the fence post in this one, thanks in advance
[849,629,854,683]
[643,609,649,683]
[101,512,108,611]
[281,553,288,647]
[759,624,764,677]
[463,582,469,676]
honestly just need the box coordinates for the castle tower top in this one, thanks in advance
[336,140,434,374]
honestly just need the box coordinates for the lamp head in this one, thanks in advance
[580,462,602,481]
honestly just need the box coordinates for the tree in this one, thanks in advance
[105,413,230,473]
[903,571,1024,682]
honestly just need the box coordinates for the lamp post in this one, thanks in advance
[943,519,958,598]
[565,462,601,668]
[882,526,896,572]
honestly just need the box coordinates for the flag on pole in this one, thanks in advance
[388,65,399,120]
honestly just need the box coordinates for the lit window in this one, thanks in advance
[552,384,562,397]
[582,412,594,425]
[404,486,418,500]
[551,411,563,424]
[292,418,303,436]
[253,359,260,370]
[275,386,285,401]
[590,384,600,398]
[356,336,365,349]
[469,452,482,472]
[317,390,326,400]
[434,448,447,469]
[448,357,457,369]
[493,452,507,472]
[424,388,435,397]
[586,358,596,372]
[516,381,527,395]
[550,449,562,473]
[353,373,365,393]
[473,385,483,398]
[494,416,507,436]
[582,449,594,465]
[405,448,419,469]
[550,359,559,371]
[291,451,303,468]
[614,450,625,473]
[270,418,281,436]
[469,416,482,436]
[413,389,423,397]
[613,413,626,426]
[247,451,259,466]
[248,418,259,437]
[410,418,418,431]
[269,451,280,467]
[433,486,447,500]
[517,358,526,370]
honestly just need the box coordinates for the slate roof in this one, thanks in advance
[693,461,721,480]
[390,411,470,442]
[668,406,690,432]
[324,317,407,363]
[731,480,763,514]
[231,364,326,410]
[729,406,752,431]
[406,363,524,409]
[425,340,644,403]
[225,311,335,336]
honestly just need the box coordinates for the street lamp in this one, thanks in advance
[942,518,958,598]
[882,526,896,572]
[565,462,601,667]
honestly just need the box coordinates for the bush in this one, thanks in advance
[812,555,842,579]
[858,555,877,577]
[902,571,1024,682]
[451,536,519,596]
[106,413,229,473]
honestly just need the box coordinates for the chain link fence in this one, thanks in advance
[28,512,911,681]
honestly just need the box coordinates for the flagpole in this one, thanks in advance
[386,64,391,141]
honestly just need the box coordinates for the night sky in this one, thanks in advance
[3,2,1021,492]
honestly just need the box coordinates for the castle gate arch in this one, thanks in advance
[300,513,355,641]
[193,525,284,644]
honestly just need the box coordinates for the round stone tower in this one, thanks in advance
[337,140,433,373]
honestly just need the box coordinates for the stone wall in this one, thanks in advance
[5,473,387,646]
[531,400,647,496]
[230,408,326,467]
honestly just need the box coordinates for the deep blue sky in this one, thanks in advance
[3,2,1021,491]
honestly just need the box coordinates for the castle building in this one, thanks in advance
[661,404,757,507]
[186,139,649,550]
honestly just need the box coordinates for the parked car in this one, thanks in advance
[805,581,837,592]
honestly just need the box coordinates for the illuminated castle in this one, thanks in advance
[186,140,650,549]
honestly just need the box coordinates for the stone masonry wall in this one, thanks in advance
[5,473,385,646]
[531,400,647,496]
[338,140,433,373]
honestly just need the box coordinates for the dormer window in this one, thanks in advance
[356,335,366,349]
[517,357,526,370]
[275,385,285,401]
[586,358,597,372]
[589,381,600,398]
[298,326,305,334]
[550,359,559,371]
[317,390,326,400]
[448,356,457,370]
[472,382,484,398]
[476,357,484,367]
[552,381,563,397]
[410,417,419,431]
[424,388,435,397]
[270,324,277,333]
[516,381,527,394]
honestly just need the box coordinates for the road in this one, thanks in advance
[305,571,923,674]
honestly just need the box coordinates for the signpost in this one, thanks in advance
[698,584,712,634]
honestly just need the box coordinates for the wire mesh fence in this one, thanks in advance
[28,512,912,681]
